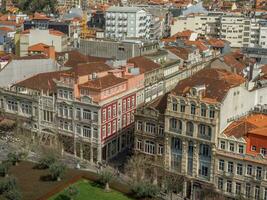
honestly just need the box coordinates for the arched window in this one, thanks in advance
[171,137,182,150]
[170,118,177,130]
[186,121,194,136]
[191,102,196,115]
[209,106,215,118]
[180,100,185,112]
[198,124,212,140]
[201,104,206,117]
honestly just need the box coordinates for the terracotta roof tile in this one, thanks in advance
[14,71,62,93]
[70,62,111,77]
[172,68,245,103]
[0,26,14,32]
[224,114,267,138]
[79,74,126,90]
[28,43,50,52]
[128,56,161,73]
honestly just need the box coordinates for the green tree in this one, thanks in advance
[99,170,114,192]
[49,162,66,181]
[12,0,58,14]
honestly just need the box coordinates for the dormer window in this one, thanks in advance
[260,148,266,156]
[209,106,215,118]
[251,145,256,151]
[191,102,196,115]
[173,99,177,111]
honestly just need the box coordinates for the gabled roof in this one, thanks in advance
[165,46,192,60]
[171,68,245,103]
[207,38,226,48]
[184,40,209,52]
[28,43,50,52]
[128,56,161,73]
[0,26,14,32]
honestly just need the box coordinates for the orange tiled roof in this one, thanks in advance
[128,56,161,74]
[224,114,267,138]
[207,38,226,48]
[172,68,245,103]
[0,26,13,32]
[184,40,209,52]
[79,74,127,91]
[28,43,50,52]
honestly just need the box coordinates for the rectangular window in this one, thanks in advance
[227,180,232,193]
[21,103,32,115]
[83,126,91,138]
[76,108,81,119]
[218,178,223,190]
[238,145,244,154]
[256,167,262,180]
[229,143,235,152]
[261,148,266,156]
[137,140,142,150]
[63,90,68,99]
[127,98,130,109]
[102,109,106,122]
[219,159,225,171]
[112,105,116,117]
[137,121,142,131]
[107,123,111,136]
[144,141,155,154]
[228,161,233,173]
[145,123,156,134]
[123,100,126,112]
[83,109,91,120]
[131,96,135,108]
[247,165,252,176]
[108,107,111,120]
[112,120,116,133]
[76,124,81,135]
[235,182,241,195]
[102,125,106,138]
[158,126,164,136]
[58,89,63,98]
[245,184,251,198]
[264,188,267,200]
[7,100,18,111]
[220,141,226,150]
[158,144,163,155]
[255,186,260,200]
[237,163,243,175]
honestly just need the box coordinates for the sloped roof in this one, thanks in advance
[14,71,61,93]
[128,56,161,73]
[171,68,245,103]
[79,74,126,90]
[28,43,50,52]
[224,114,267,138]
[70,62,111,77]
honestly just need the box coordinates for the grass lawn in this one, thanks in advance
[50,179,133,200]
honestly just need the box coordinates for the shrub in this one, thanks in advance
[49,163,66,181]
[18,152,28,161]
[0,161,11,177]
[3,189,22,200]
[131,181,160,199]
[38,154,56,169]
[99,170,114,192]
[65,185,79,199]
[7,153,20,166]
[0,176,18,194]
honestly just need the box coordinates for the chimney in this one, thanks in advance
[44,46,56,60]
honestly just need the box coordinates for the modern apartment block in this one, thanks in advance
[171,13,267,48]
[105,6,151,40]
